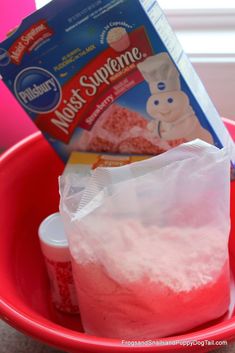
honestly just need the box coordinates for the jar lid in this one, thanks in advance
[38,212,68,248]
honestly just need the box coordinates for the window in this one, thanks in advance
[158,0,235,9]
[158,0,235,32]
[156,0,235,121]
[36,0,235,9]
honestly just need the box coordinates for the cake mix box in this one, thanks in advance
[0,0,234,162]
[63,151,150,175]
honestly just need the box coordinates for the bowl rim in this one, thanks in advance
[1,125,235,352]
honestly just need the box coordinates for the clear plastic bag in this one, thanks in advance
[59,140,231,339]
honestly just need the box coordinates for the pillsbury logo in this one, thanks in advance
[157,82,166,91]
[14,67,61,114]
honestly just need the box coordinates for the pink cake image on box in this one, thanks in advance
[107,27,130,52]
[76,104,184,155]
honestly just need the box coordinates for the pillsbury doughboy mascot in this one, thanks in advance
[137,53,213,144]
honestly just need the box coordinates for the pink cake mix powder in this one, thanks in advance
[70,220,230,339]
[76,104,183,155]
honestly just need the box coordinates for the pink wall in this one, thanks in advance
[0,0,37,150]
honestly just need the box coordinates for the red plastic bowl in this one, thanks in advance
[0,120,235,353]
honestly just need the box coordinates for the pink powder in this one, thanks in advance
[70,221,230,339]
[73,262,229,339]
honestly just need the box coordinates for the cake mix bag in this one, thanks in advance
[0,0,234,162]
[59,140,231,339]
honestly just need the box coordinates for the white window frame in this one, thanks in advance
[165,8,235,30]
[160,6,235,120]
